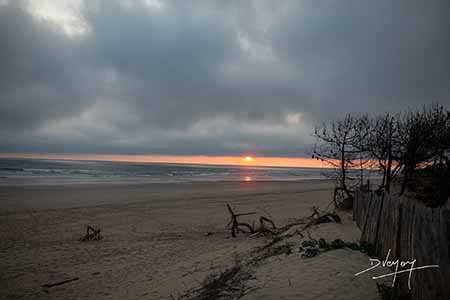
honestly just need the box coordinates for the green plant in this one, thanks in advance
[299,238,375,258]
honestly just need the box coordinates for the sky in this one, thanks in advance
[1,0,450,165]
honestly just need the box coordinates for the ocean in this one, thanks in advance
[0,158,329,185]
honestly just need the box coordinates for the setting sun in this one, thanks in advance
[244,156,253,162]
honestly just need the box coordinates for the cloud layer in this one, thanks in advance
[1,0,449,156]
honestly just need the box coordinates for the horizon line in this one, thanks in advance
[0,153,330,169]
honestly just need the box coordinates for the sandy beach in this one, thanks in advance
[2,0,449,298]
[0,180,385,299]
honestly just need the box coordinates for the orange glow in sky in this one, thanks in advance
[0,153,330,168]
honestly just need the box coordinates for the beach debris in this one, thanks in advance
[226,204,256,237]
[258,216,277,234]
[79,225,102,242]
[275,206,341,238]
[177,263,255,300]
[41,277,79,288]
[226,204,278,237]
[178,206,345,299]
[225,204,339,239]
[303,206,341,229]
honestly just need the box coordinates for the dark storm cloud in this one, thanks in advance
[0,3,96,132]
[269,0,450,119]
[1,0,449,156]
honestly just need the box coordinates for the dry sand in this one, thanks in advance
[0,180,386,299]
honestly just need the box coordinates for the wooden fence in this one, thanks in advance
[353,187,450,299]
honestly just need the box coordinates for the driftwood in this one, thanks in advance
[226,204,256,237]
[257,216,277,235]
[305,206,341,228]
[181,204,341,299]
[226,204,279,237]
[225,203,339,239]
[278,206,341,235]
[79,225,102,242]
[41,277,79,288]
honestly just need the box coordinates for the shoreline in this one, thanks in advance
[0,177,330,187]
[0,177,329,188]
[0,158,331,188]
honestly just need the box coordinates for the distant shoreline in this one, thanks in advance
[0,155,331,170]
[0,158,331,186]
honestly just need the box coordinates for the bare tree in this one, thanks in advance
[313,105,450,206]
[312,114,370,205]
[364,113,402,192]
[396,105,450,194]
[425,106,450,167]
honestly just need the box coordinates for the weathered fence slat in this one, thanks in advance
[354,187,450,300]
